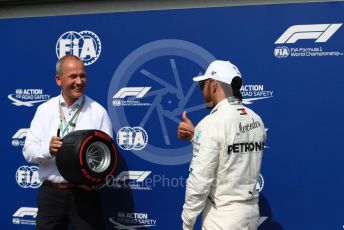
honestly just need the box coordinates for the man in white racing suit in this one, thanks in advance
[178,60,266,230]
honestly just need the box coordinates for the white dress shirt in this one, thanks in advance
[23,94,113,183]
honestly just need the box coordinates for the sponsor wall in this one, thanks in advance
[1,1,344,229]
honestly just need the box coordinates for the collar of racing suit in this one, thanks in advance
[210,97,241,114]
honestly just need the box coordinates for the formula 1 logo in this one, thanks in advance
[113,87,151,99]
[56,30,101,66]
[13,207,37,218]
[12,207,37,225]
[117,127,148,150]
[112,87,152,107]
[275,23,342,44]
[114,171,152,182]
[273,23,343,58]
[106,171,152,190]
[12,128,28,147]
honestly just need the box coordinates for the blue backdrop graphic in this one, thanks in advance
[1,1,344,229]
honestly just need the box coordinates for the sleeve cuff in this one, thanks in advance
[182,222,193,230]
[41,146,53,160]
[182,211,195,230]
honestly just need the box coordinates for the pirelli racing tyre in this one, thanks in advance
[56,130,118,186]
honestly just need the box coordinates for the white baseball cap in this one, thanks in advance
[193,60,241,84]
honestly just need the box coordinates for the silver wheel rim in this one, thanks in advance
[86,141,111,173]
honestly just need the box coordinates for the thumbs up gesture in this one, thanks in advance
[178,111,195,141]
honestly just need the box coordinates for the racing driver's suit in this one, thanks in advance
[182,97,266,230]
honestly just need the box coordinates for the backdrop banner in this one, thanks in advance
[1,1,344,229]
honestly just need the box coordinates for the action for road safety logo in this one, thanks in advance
[241,84,273,104]
[8,89,50,107]
[109,212,157,229]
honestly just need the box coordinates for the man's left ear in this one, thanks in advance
[55,75,62,87]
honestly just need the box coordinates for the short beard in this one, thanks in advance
[204,84,213,109]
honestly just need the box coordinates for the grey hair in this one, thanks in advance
[56,55,83,75]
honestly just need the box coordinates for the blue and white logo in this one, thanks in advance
[12,207,37,226]
[112,87,152,107]
[274,46,290,58]
[108,39,216,165]
[8,89,50,107]
[12,128,28,147]
[109,212,157,229]
[275,23,342,44]
[241,84,274,105]
[274,23,343,58]
[106,171,152,190]
[56,30,101,66]
[256,173,265,192]
[16,166,42,189]
[117,127,148,151]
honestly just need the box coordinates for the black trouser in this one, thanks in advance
[36,183,106,230]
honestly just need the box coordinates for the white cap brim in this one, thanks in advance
[193,75,209,82]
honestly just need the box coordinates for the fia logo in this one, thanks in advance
[274,46,290,58]
[117,127,148,150]
[16,166,42,189]
[56,30,101,66]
